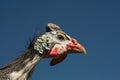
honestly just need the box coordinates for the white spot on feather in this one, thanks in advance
[51,31,57,35]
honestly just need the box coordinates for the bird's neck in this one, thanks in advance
[0,49,42,80]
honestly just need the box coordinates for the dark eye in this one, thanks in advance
[57,34,65,41]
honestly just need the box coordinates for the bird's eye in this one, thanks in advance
[57,34,65,41]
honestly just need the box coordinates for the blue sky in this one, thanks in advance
[0,0,120,80]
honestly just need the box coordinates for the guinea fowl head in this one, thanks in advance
[32,23,86,66]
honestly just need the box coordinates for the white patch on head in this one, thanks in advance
[53,40,70,55]
[51,31,57,35]
[37,38,43,42]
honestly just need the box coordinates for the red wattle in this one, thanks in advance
[50,48,59,56]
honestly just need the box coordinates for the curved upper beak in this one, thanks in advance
[67,38,87,55]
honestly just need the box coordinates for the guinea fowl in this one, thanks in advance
[0,23,86,80]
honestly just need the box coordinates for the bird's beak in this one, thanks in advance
[66,38,87,55]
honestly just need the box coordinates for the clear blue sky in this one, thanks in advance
[0,0,120,80]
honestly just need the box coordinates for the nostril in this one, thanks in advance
[71,38,78,45]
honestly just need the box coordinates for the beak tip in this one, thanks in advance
[80,47,87,55]
[83,49,87,55]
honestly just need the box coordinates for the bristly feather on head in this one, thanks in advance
[28,28,44,50]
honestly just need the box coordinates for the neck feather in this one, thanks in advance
[0,49,42,80]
